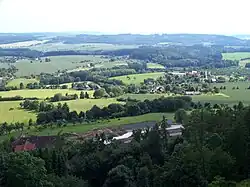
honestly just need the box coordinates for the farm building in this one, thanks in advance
[12,136,60,152]
[185,91,201,95]
[104,124,184,144]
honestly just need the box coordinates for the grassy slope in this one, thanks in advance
[29,43,137,52]
[6,55,104,76]
[222,52,250,68]
[110,72,165,85]
[0,101,36,123]
[58,98,123,112]
[6,78,38,88]
[0,89,93,99]
[222,52,250,61]
[147,63,165,69]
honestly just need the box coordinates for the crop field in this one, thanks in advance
[0,101,36,123]
[6,78,39,88]
[110,72,165,85]
[94,60,129,69]
[25,113,174,136]
[29,42,138,52]
[0,89,93,99]
[58,98,124,112]
[147,63,165,69]
[0,40,48,48]
[222,52,250,61]
[0,55,105,76]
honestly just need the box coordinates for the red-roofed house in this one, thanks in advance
[12,136,59,152]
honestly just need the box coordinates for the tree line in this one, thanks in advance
[36,96,191,124]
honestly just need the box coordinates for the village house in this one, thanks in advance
[185,91,201,95]
[12,136,60,152]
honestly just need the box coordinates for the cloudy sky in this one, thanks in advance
[0,0,249,34]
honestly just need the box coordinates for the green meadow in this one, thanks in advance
[110,72,165,85]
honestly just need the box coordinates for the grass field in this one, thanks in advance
[147,63,165,69]
[223,52,250,68]
[0,101,36,123]
[110,72,165,85]
[6,78,39,88]
[0,40,48,48]
[0,89,94,99]
[222,52,250,61]
[58,98,123,112]
[0,55,106,76]
[29,42,137,52]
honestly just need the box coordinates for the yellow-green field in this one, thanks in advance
[147,63,165,69]
[110,72,165,84]
[0,89,94,99]
[1,55,105,76]
[222,52,250,68]
[29,42,137,52]
[222,52,250,61]
[6,78,39,88]
[0,101,36,123]
[58,98,124,112]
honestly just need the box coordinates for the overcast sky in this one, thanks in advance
[0,0,249,34]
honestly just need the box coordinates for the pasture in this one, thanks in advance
[6,78,38,88]
[147,63,165,69]
[29,42,137,52]
[1,55,105,76]
[0,101,36,123]
[110,72,165,85]
[223,52,250,68]
[0,40,48,48]
[0,89,93,99]
[58,98,123,112]
[222,52,250,61]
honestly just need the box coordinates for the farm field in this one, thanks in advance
[222,52,250,61]
[6,78,38,88]
[26,112,174,136]
[0,55,106,76]
[0,89,93,99]
[0,40,48,48]
[29,42,138,52]
[110,72,165,85]
[223,52,250,68]
[147,63,165,69]
[58,98,124,112]
[0,101,36,123]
